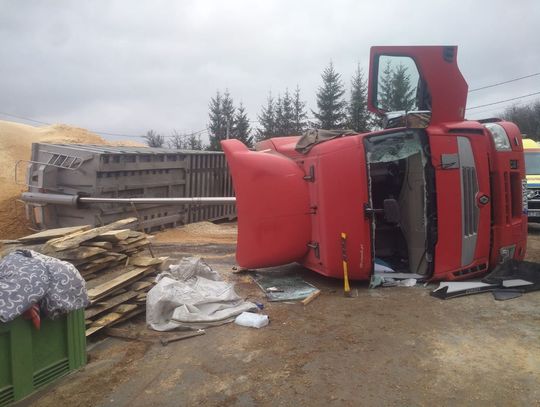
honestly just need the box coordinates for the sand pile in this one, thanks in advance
[153,221,238,244]
[0,120,144,239]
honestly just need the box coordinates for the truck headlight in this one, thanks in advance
[527,189,537,199]
[484,123,512,151]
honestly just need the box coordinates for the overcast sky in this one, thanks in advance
[1,0,539,143]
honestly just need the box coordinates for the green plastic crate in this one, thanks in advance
[0,309,86,406]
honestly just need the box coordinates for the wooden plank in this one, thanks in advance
[85,265,138,290]
[43,218,137,252]
[54,246,107,261]
[87,267,152,302]
[129,281,152,291]
[301,289,321,306]
[86,306,143,337]
[128,256,162,267]
[80,261,119,276]
[113,239,150,252]
[0,239,22,244]
[85,291,138,319]
[81,241,113,250]
[89,304,138,327]
[97,229,131,242]
[86,255,118,266]
[119,235,147,245]
[18,225,91,243]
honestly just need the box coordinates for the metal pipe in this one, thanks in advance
[21,192,80,206]
[79,196,236,205]
[21,192,236,207]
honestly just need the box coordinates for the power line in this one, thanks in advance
[0,110,209,139]
[469,72,540,93]
[466,91,540,110]
[0,111,51,125]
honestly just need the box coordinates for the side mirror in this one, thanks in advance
[383,199,401,223]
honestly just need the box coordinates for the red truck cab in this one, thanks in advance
[222,46,527,281]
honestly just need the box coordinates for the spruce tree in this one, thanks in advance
[390,64,415,111]
[378,60,394,112]
[292,86,307,135]
[378,61,415,112]
[274,95,284,135]
[207,91,225,150]
[281,89,295,136]
[348,64,370,132]
[312,61,348,129]
[221,89,236,139]
[233,103,253,147]
[256,93,276,141]
[207,89,236,151]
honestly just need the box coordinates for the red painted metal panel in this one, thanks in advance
[368,46,468,124]
[221,139,311,268]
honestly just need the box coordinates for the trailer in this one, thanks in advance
[21,144,235,231]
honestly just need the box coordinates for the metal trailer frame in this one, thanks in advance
[23,143,236,231]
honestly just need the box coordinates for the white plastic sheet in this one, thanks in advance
[146,257,257,331]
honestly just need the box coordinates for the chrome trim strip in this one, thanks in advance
[458,137,479,267]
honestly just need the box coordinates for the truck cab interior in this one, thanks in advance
[364,131,433,276]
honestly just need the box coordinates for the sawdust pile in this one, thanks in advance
[153,221,238,244]
[0,119,144,239]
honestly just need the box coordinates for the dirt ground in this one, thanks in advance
[20,224,540,407]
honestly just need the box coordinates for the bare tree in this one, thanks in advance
[167,129,205,150]
[143,130,165,147]
[168,129,185,149]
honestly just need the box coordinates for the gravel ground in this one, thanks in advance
[21,224,540,407]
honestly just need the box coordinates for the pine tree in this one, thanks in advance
[378,60,394,112]
[207,89,236,151]
[207,91,225,151]
[221,89,236,139]
[281,89,295,136]
[232,102,253,147]
[274,95,284,135]
[312,61,348,129]
[390,64,415,111]
[256,93,276,142]
[292,86,307,135]
[378,61,415,112]
[348,64,370,132]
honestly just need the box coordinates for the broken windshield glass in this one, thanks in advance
[366,133,423,163]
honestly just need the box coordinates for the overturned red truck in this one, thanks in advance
[222,46,527,281]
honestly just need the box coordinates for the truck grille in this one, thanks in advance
[462,166,479,236]
[458,137,479,267]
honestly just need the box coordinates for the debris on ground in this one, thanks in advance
[432,260,540,300]
[146,256,257,331]
[252,270,318,301]
[234,311,269,328]
[0,218,167,336]
[159,329,206,345]
[301,289,322,306]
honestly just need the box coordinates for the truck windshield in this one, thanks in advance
[525,152,540,175]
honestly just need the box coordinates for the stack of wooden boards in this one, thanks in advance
[0,218,168,337]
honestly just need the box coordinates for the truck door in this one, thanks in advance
[429,130,492,277]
